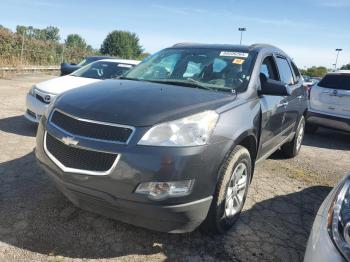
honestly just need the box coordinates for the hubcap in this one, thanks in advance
[296,119,305,151]
[225,162,248,218]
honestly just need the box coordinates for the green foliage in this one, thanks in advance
[0,27,61,65]
[45,26,60,42]
[137,52,151,61]
[65,34,87,49]
[63,34,97,63]
[100,30,143,59]
[0,25,10,31]
[0,27,97,66]
[16,25,60,42]
[1,25,144,66]
[300,66,328,77]
[340,63,350,70]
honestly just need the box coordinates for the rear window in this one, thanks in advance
[318,74,350,90]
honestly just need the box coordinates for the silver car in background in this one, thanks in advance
[304,172,350,262]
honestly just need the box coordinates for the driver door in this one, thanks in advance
[258,55,286,158]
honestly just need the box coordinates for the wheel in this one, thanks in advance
[305,123,318,134]
[201,145,252,234]
[281,115,305,158]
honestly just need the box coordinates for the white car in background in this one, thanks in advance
[306,70,350,133]
[25,58,140,123]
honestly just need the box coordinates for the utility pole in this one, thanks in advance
[20,30,25,64]
[238,27,246,45]
[61,44,65,63]
[334,48,342,71]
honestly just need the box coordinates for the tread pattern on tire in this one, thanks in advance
[281,115,305,158]
[202,145,251,234]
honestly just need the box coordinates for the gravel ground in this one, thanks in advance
[0,73,349,262]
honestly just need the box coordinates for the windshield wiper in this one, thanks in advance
[149,79,214,91]
[186,78,214,90]
[116,76,139,80]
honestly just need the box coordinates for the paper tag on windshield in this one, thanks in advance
[118,64,133,68]
[220,51,249,58]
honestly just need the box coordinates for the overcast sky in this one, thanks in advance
[1,0,349,68]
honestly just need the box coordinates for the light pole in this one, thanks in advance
[334,48,342,70]
[238,27,246,45]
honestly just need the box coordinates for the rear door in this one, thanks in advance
[310,73,350,118]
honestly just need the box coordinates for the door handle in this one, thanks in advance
[277,102,289,108]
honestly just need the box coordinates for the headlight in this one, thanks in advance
[135,180,194,200]
[329,178,350,260]
[44,95,59,118]
[28,85,36,96]
[138,111,219,146]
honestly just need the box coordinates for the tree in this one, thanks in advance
[100,30,143,59]
[15,25,60,42]
[63,34,97,63]
[340,63,350,70]
[0,25,9,31]
[65,34,87,49]
[137,52,150,61]
[43,26,60,42]
[300,66,328,77]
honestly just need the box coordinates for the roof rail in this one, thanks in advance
[172,42,200,47]
[334,70,350,74]
[249,43,279,49]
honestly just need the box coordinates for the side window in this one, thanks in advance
[276,57,295,85]
[291,62,301,83]
[260,56,279,80]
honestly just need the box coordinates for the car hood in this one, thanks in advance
[36,75,100,94]
[55,79,235,127]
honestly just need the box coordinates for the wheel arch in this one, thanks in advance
[234,131,258,180]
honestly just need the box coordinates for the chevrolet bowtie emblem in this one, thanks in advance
[62,136,79,146]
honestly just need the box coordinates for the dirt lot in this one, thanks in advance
[0,73,349,262]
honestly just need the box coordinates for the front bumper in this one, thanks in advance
[306,110,350,132]
[36,118,231,233]
[24,93,49,123]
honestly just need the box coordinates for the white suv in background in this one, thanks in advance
[25,59,140,123]
[306,70,350,133]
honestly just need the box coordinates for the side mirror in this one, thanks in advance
[259,73,291,96]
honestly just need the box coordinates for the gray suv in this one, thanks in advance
[36,43,308,233]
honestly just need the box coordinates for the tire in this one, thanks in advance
[281,116,305,158]
[305,123,318,134]
[201,145,252,234]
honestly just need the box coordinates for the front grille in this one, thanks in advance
[46,133,117,172]
[50,110,133,143]
[36,94,50,104]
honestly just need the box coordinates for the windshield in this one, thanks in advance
[71,61,134,79]
[125,48,256,92]
[77,58,90,66]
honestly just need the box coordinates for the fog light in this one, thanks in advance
[135,180,194,200]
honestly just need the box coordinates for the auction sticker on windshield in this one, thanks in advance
[219,51,249,58]
[232,58,245,64]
